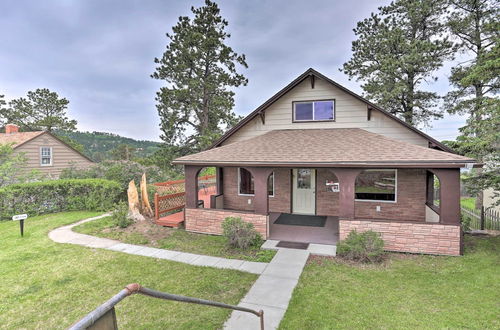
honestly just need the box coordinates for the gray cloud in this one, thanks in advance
[0,0,464,141]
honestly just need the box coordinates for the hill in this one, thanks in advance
[56,131,160,161]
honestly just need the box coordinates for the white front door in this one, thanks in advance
[292,169,316,215]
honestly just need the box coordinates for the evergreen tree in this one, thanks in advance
[152,0,247,164]
[0,95,6,128]
[342,0,454,126]
[2,88,77,132]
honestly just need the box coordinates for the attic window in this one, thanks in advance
[40,147,52,166]
[293,100,335,122]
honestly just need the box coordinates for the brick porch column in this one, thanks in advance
[246,167,274,215]
[185,165,204,209]
[430,168,461,225]
[331,168,361,219]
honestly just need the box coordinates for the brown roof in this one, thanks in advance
[211,68,454,153]
[174,128,475,168]
[0,131,45,148]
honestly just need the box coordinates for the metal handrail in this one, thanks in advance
[69,283,264,330]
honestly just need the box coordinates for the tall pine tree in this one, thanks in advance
[342,0,454,126]
[152,0,247,165]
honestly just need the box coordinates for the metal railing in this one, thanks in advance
[69,283,264,330]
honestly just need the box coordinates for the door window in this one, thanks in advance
[297,169,312,189]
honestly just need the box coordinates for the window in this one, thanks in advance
[238,168,274,196]
[40,147,52,166]
[293,100,335,121]
[355,169,396,202]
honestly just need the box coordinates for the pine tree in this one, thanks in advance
[342,0,454,126]
[152,0,247,164]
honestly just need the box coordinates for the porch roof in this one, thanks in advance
[173,128,476,168]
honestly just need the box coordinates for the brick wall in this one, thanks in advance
[339,219,461,256]
[185,207,268,239]
[355,169,426,221]
[223,167,291,213]
[316,168,339,216]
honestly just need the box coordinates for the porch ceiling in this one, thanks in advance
[173,128,475,168]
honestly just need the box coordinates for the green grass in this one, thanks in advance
[74,216,276,262]
[461,197,477,209]
[280,235,500,329]
[0,212,257,329]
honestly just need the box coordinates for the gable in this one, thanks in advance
[215,69,451,152]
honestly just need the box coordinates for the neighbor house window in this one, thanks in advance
[293,100,335,121]
[40,147,52,166]
[238,168,274,196]
[355,169,396,202]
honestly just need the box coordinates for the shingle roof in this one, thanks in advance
[174,128,475,167]
[0,131,45,148]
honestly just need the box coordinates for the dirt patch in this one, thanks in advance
[104,220,175,246]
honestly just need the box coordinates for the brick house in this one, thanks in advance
[0,124,93,178]
[173,69,477,256]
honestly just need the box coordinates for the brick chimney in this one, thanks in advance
[5,124,19,134]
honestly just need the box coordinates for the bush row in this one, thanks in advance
[0,179,121,220]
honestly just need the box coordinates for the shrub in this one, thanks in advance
[461,214,472,232]
[222,217,262,249]
[60,160,167,197]
[0,179,121,220]
[337,230,385,263]
[111,202,133,228]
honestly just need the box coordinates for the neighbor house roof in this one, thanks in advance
[174,128,475,168]
[0,131,45,148]
[211,68,454,153]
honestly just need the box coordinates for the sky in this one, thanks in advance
[0,0,466,142]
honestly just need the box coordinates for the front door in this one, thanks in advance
[292,169,316,215]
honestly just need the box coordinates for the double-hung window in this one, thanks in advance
[293,100,335,121]
[40,147,52,166]
[238,168,274,197]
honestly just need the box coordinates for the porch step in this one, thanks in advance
[156,211,184,228]
[262,240,336,256]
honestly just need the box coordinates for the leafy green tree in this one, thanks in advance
[152,0,247,164]
[0,143,41,187]
[443,0,499,207]
[342,0,454,126]
[55,135,86,154]
[2,88,77,132]
[0,95,7,128]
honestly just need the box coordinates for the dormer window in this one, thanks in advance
[293,100,335,122]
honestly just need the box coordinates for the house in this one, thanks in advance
[173,68,477,256]
[0,124,93,177]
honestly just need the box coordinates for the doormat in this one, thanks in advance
[274,213,326,227]
[276,241,310,249]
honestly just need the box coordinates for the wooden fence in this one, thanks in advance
[461,205,500,231]
[153,174,216,220]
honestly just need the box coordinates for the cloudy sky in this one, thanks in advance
[0,0,465,141]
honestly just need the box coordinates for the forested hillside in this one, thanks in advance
[56,131,160,161]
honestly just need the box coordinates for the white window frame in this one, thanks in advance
[237,168,275,198]
[40,147,53,166]
[355,169,397,203]
[293,100,335,122]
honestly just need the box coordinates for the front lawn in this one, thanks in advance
[280,235,500,329]
[0,212,257,329]
[73,216,276,262]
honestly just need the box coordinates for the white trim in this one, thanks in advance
[355,169,398,203]
[293,100,335,122]
[40,146,53,167]
[237,168,275,197]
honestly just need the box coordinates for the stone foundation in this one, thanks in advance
[185,208,268,239]
[339,219,461,256]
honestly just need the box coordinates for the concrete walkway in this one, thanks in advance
[224,248,310,329]
[48,214,267,274]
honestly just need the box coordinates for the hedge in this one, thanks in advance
[0,179,122,220]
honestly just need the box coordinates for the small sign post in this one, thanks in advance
[12,214,28,236]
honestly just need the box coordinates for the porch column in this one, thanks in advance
[185,165,203,209]
[430,168,461,225]
[216,167,223,195]
[331,168,361,220]
[246,167,274,215]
